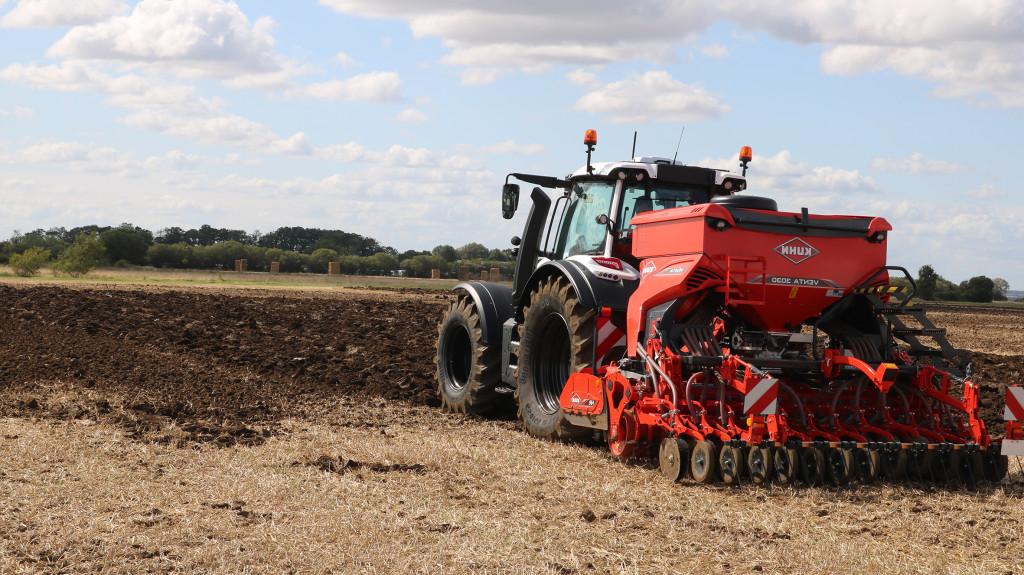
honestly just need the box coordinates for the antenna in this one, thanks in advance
[672,126,686,164]
[631,131,637,159]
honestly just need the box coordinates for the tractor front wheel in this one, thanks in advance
[436,296,502,415]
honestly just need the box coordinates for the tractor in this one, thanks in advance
[435,129,1016,485]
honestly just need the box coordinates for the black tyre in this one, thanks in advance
[516,277,594,440]
[436,296,502,415]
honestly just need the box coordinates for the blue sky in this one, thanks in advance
[0,1,1020,285]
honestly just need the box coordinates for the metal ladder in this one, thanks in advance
[853,267,970,374]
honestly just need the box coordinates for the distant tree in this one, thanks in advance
[432,244,457,262]
[9,229,68,258]
[309,248,339,273]
[156,227,188,244]
[192,241,250,269]
[993,278,1010,301]
[9,247,50,277]
[402,254,447,277]
[99,224,153,265]
[66,225,112,242]
[368,252,400,275]
[917,265,937,300]
[960,276,995,303]
[487,248,509,262]
[399,249,429,260]
[52,233,105,277]
[457,242,489,260]
[147,243,192,268]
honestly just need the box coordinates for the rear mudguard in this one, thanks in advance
[517,259,638,320]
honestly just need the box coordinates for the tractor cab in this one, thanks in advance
[503,130,752,281]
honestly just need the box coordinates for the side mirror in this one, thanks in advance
[502,183,520,219]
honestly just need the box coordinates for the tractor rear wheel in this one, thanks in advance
[516,277,594,441]
[436,296,503,415]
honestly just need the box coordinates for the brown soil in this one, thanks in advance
[0,284,448,446]
[1,284,1020,445]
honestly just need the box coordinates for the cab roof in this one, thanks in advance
[569,157,745,187]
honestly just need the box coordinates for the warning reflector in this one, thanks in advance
[743,377,779,416]
[1001,439,1024,457]
[1004,386,1024,421]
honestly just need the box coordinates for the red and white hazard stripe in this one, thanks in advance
[743,377,779,416]
[596,316,626,363]
[1002,387,1024,456]
[1004,386,1024,422]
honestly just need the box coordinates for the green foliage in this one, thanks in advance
[917,265,937,300]
[8,229,68,259]
[487,248,510,262]
[99,224,153,265]
[148,243,194,268]
[993,278,1010,301]
[917,264,998,303]
[309,248,339,273]
[260,226,387,256]
[193,241,250,269]
[401,254,448,278]
[431,244,457,262]
[9,247,50,277]
[155,224,252,246]
[2,223,509,279]
[52,233,105,277]
[456,242,489,260]
[960,276,995,303]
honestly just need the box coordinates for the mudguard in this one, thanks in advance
[453,281,513,345]
[518,259,638,319]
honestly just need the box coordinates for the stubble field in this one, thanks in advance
[1,282,1022,574]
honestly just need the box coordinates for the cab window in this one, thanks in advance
[554,181,615,259]
[619,185,703,230]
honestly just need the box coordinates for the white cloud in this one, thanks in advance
[320,1,1024,106]
[335,51,357,68]
[698,150,879,210]
[574,71,729,124]
[291,71,402,102]
[481,140,545,155]
[0,106,33,118]
[566,68,599,88]
[48,0,284,79]
[967,183,1006,200]
[320,0,709,84]
[700,43,729,59]
[1,0,127,28]
[870,152,966,174]
[396,107,427,123]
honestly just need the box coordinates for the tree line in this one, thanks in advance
[0,224,514,279]
[916,265,1011,303]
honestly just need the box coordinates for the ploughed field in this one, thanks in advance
[1,284,1023,574]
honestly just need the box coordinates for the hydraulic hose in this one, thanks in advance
[684,372,702,421]
[637,346,678,420]
[778,381,808,430]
